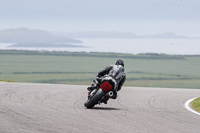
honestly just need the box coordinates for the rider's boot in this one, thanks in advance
[87,83,97,91]
[87,86,95,92]
[87,77,100,91]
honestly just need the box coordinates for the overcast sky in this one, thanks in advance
[0,0,200,35]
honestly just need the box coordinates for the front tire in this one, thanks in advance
[84,89,105,109]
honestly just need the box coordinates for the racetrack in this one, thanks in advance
[0,82,200,133]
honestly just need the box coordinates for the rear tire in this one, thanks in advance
[84,89,105,109]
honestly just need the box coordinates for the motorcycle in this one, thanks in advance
[84,76,117,109]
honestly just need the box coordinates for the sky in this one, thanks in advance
[0,0,200,36]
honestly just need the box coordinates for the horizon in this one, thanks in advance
[0,27,198,38]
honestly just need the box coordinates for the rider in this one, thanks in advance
[87,59,126,104]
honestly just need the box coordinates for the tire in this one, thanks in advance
[84,89,105,109]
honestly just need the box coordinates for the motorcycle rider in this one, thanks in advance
[87,59,126,104]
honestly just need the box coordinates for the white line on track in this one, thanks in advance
[184,97,200,116]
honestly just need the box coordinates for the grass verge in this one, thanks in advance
[191,97,200,113]
[0,80,16,82]
[1,50,200,88]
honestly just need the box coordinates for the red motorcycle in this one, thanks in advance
[84,76,117,109]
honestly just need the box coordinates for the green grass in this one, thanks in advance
[191,97,200,113]
[1,50,200,88]
[0,80,16,82]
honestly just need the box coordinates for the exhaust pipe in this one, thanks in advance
[108,91,113,97]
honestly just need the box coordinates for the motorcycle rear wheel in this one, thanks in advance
[84,89,105,109]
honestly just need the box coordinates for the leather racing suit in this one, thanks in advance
[88,64,126,101]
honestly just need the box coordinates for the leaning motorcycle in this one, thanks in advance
[84,76,117,109]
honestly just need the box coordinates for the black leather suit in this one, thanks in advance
[97,64,126,92]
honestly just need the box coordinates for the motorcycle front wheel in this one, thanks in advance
[84,89,105,109]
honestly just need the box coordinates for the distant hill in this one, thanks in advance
[54,31,138,38]
[141,32,189,39]
[0,28,83,47]
[9,43,85,48]
[53,31,191,39]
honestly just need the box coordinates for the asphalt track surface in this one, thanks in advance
[0,82,200,133]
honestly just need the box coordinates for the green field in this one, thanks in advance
[191,97,200,113]
[0,50,200,89]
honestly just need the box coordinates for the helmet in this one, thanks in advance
[115,59,124,67]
